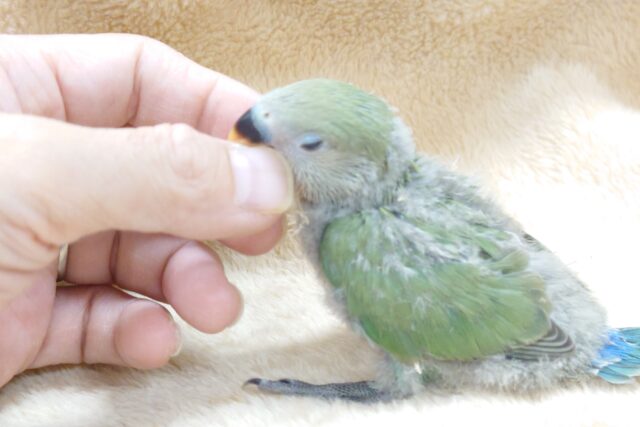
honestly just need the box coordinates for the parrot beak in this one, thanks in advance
[227,125,252,146]
[228,108,271,146]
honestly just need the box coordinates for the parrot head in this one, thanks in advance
[229,79,415,206]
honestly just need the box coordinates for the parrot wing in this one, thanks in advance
[319,209,570,362]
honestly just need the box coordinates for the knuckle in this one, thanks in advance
[0,208,59,271]
[163,124,210,183]
[157,124,230,204]
[0,116,61,268]
[134,33,171,54]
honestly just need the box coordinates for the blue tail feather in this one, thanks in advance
[593,328,640,384]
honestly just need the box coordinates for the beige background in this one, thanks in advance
[1,1,639,426]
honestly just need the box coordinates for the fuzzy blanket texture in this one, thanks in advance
[1,1,639,426]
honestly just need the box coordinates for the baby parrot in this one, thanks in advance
[230,79,640,402]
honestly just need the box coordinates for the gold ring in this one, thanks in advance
[57,243,69,282]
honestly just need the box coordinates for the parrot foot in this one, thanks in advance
[244,378,392,403]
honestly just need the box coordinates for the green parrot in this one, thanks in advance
[230,79,640,402]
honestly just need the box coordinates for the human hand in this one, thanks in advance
[0,34,292,387]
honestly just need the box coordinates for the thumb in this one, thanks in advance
[0,113,293,256]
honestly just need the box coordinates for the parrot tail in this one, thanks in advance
[592,328,640,384]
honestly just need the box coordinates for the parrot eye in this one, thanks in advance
[299,134,324,151]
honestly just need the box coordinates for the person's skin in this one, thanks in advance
[0,33,293,388]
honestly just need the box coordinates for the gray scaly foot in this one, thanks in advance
[244,378,392,403]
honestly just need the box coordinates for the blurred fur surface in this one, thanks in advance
[1,1,639,426]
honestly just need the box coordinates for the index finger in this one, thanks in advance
[0,33,257,136]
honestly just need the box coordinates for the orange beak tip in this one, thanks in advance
[228,126,255,146]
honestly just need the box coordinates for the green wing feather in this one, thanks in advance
[320,210,552,362]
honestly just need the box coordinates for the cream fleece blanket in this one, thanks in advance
[1,1,639,426]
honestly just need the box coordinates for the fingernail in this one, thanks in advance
[229,145,294,214]
[161,306,182,358]
[227,287,244,329]
[171,324,182,358]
